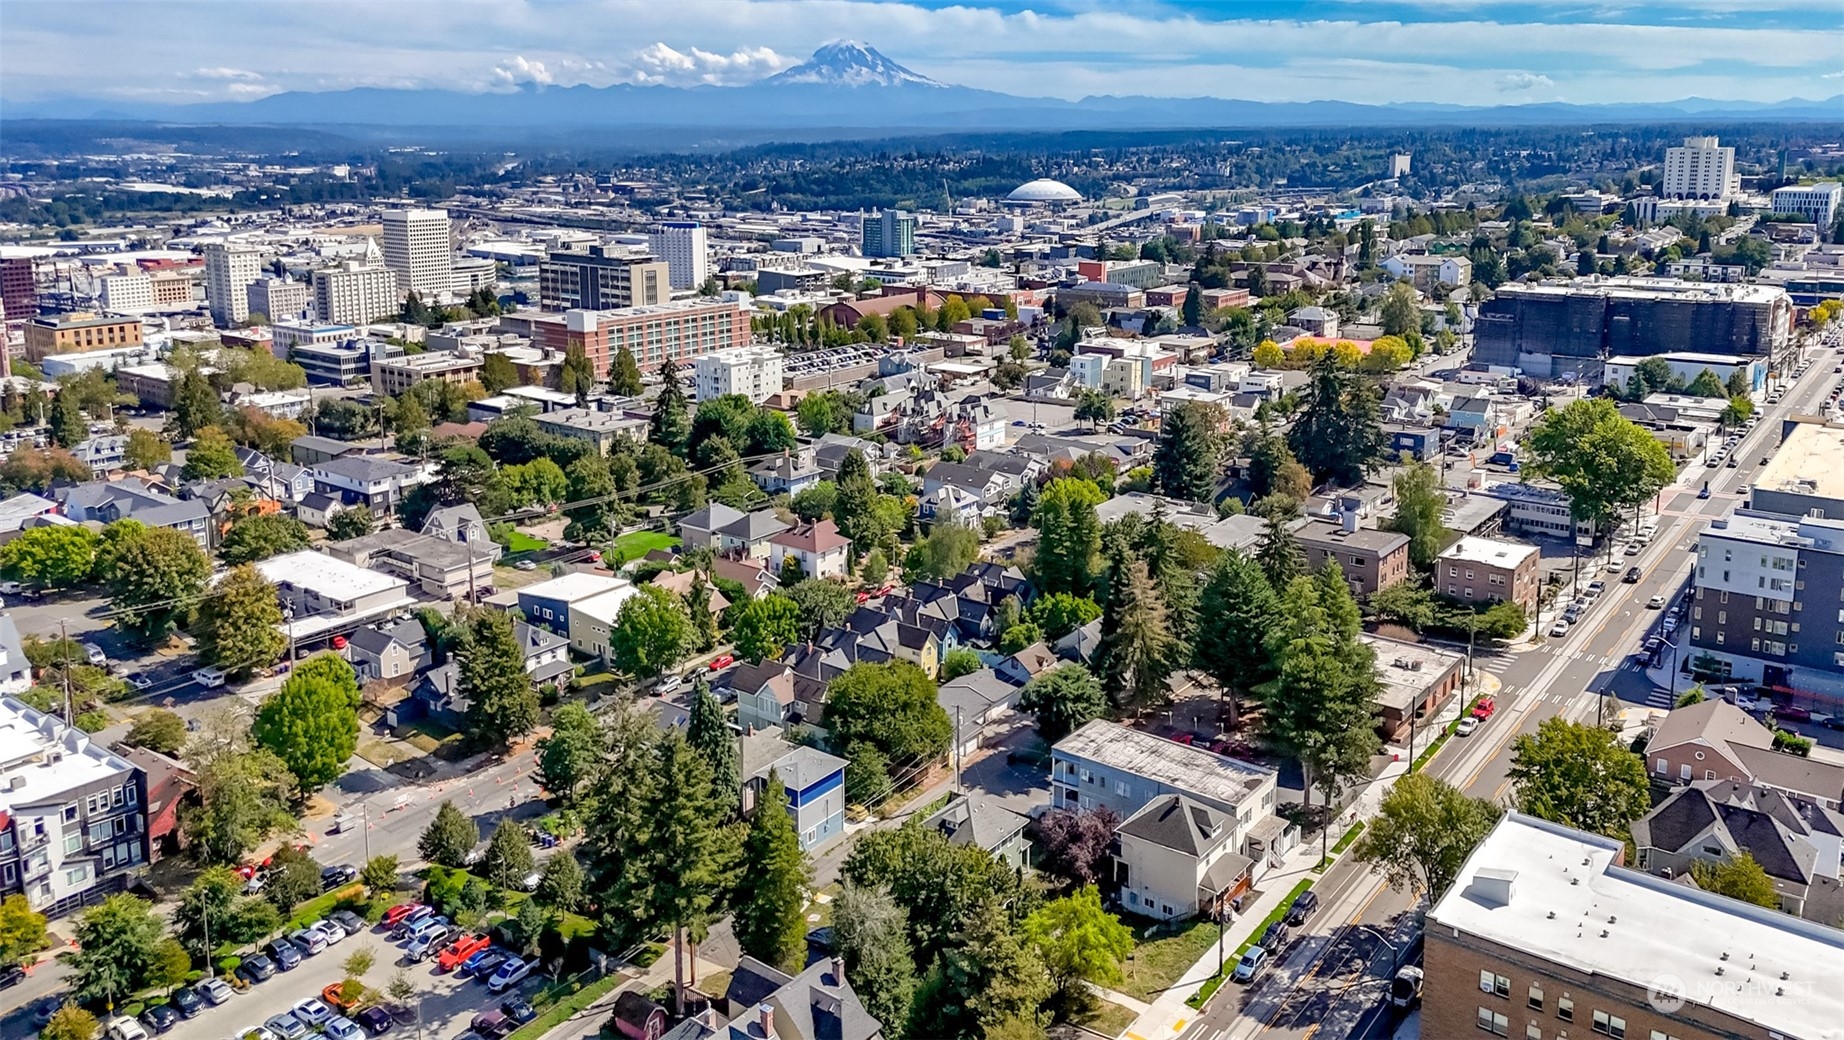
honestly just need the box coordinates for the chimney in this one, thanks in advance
[1341,508,1358,534]
[831,955,846,985]
[757,1003,775,1037]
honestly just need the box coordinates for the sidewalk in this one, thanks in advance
[1112,670,1491,1040]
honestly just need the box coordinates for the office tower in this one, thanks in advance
[1662,135,1736,201]
[861,209,916,258]
[1388,153,1412,178]
[0,256,36,319]
[648,221,709,290]
[539,245,670,310]
[313,261,399,325]
[1769,182,1842,226]
[204,242,264,326]
[248,277,310,322]
[381,208,454,298]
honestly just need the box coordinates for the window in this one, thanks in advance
[1593,1011,1613,1035]
[63,834,81,855]
[1557,998,1573,1022]
[1477,1009,1509,1036]
[1527,1026,1542,1040]
[1527,985,1544,1011]
[1114,780,1130,797]
[1478,971,1511,997]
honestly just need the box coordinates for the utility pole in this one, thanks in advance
[953,706,963,792]
[203,896,213,978]
[58,618,73,725]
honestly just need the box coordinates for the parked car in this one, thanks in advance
[106,1017,150,1040]
[1259,920,1290,952]
[1549,620,1570,637]
[389,906,436,938]
[500,999,537,1026]
[405,926,453,963]
[83,643,108,666]
[170,986,205,1018]
[264,1014,308,1040]
[314,919,348,944]
[324,1018,364,1040]
[708,653,734,670]
[1285,889,1319,926]
[470,1011,513,1039]
[1391,966,1425,1008]
[383,902,426,930]
[329,909,367,935]
[321,864,359,890]
[353,1007,395,1036]
[289,927,329,955]
[1774,704,1813,722]
[460,948,508,980]
[198,977,235,1006]
[238,952,278,983]
[140,1004,180,1034]
[487,957,534,992]
[438,934,492,973]
[125,671,154,690]
[1456,716,1481,736]
[1231,946,1269,983]
[1472,697,1496,720]
[291,999,334,1028]
[323,982,363,1012]
[192,666,227,688]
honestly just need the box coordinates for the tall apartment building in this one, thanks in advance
[524,299,750,378]
[0,256,35,320]
[370,351,484,397]
[381,208,454,299]
[1662,135,1737,201]
[313,260,399,325]
[204,242,264,326]
[0,695,150,918]
[1473,279,1793,381]
[1770,182,1843,227]
[248,277,310,322]
[539,245,669,310]
[24,312,145,362]
[693,345,785,404]
[98,274,154,314]
[861,209,917,259]
[1425,812,1844,1040]
[148,271,195,307]
[647,221,709,290]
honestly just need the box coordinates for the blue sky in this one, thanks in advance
[3,0,1840,107]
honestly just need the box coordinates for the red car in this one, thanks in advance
[709,654,734,670]
[1472,697,1497,720]
[875,583,896,597]
[854,591,870,604]
[1775,704,1813,722]
[437,934,491,973]
[382,902,426,929]
[1171,732,1196,745]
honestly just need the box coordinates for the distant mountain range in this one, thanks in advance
[9,42,1842,137]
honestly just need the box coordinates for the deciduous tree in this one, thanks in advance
[1026,808,1121,890]
[0,524,101,589]
[826,661,953,769]
[123,428,172,471]
[125,707,188,756]
[1017,666,1106,745]
[218,513,310,565]
[1023,886,1134,1015]
[182,425,242,481]
[907,520,979,581]
[609,585,692,679]
[832,885,918,1034]
[1353,772,1503,899]
[253,653,361,793]
[195,563,286,677]
[786,578,856,640]
[105,522,211,642]
[69,894,164,1008]
[1507,717,1651,836]
[326,508,376,541]
[1390,460,1450,568]
[0,893,47,969]
[1691,852,1780,909]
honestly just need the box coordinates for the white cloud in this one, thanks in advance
[491,55,553,87]
[625,43,793,86]
[1823,69,1844,80]
[1498,71,1555,91]
[191,67,264,82]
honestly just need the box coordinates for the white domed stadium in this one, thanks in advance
[1006,178,1083,205]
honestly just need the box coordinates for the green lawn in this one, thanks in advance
[609,530,680,564]
[1080,999,1138,1038]
[1116,916,1223,1004]
[499,530,549,554]
[505,971,624,1040]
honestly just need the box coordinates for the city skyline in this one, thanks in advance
[4,0,1840,110]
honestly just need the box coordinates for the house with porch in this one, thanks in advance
[1115,793,1254,922]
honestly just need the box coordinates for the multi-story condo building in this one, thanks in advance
[148,271,196,307]
[312,260,399,326]
[1473,279,1793,382]
[98,274,154,314]
[1425,812,1844,1040]
[0,256,35,320]
[861,209,916,259]
[24,312,144,362]
[204,242,264,326]
[1435,536,1541,616]
[370,351,483,397]
[0,696,149,918]
[1662,134,1737,201]
[1290,516,1412,599]
[524,299,750,378]
[693,345,785,403]
[647,222,709,290]
[1770,182,1843,227]
[248,277,310,323]
[1686,507,1840,687]
[538,245,669,310]
[381,208,454,299]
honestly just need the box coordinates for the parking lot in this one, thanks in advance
[141,921,544,1040]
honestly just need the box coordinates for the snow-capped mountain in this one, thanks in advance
[762,41,945,88]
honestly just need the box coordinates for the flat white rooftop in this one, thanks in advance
[0,697,133,800]
[255,550,409,600]
[1054,719,1273,810]
[1432,813,1844,1040]
[1438,535,1538,569]
[518,572,633,605]
[1756,422,1844,502]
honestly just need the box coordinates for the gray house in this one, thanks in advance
[922,792,1031,871]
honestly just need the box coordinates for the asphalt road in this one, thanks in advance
[1187,333,1843,1040]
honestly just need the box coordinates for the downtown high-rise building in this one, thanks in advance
[313,259,400,325]
[204,242,264,326]
[539,245,670,310]
[1662,135,1736,201]
[381,208,454,298]
[648,221,709,290]
[861,209,916,258]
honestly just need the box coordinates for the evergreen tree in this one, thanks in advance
[1151,401,1224,502]
[686,678,741,817]
[418,801,478,868]
[560,344,596,406]
[1181,283,1203,327]
[481,818,537,892]
[458,610,539,749]
[1255,512,1304,587]
[833,885,919,1036]
[173,369,223,439]
[1095,544,1176,713]
[832,449,883,563]
[609,345,644,396]
[48,390,86,448]
[733,771,812,971]
[1194,551,1280,727]
[1288,353,1386,486]
[649,358,691,456]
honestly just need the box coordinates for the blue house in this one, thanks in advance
[747,745,847,852]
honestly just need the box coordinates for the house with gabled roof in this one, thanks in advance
[1115,792,1254,921]
[922,792,1031,870]
[1632,779,1844,922]
[768,519,850,581]
[1646,697,1844,808]
[679,503,747,552]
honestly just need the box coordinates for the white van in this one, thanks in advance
[192,667,227,689]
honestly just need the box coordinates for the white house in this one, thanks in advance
[767,519,851,581]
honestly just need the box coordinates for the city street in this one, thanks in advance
[1183,337,1841,1040]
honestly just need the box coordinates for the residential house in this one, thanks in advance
[407,620,571,726]
[678,503,747,553]
[812,434,884,478]
[0,493,59,546]
[72,435,126,477]
[711,556,778,601]
[1380,252,1472,291]
[1644,698,1844,806]
[733,660,801,734]
[113,744,193,863]
[1053,618,1103,665]
[56,479,211,548]
[1290,517,1412,599]
[648,568,731,621]
[1051,720,1286,875]
[516,620,573,686]
[310,455,428,518]
[1287,306,1339,337]
[290,434,363,467]
[234,448,315,505]
[516,571,635,638]
[0,615,33,695]
[422,503,496,555]
[767,519,850,581]
[922,793,1032,871]
[715,956,882,1040]
[1115,793,1254,921]
[749,450,823,496]
[922,460,1018,508]
[717,510,790,561]
[1443,395,1505,446]
[345,618,428,685]
[1632,779,1844,922]
[570,584,645,662]
[295,493,346,529]
[609,993,667,1040]
[918,485,987,526]
[937,667,1022,760]
[994,642,1059,688]
[747,745,848,851]
[943,396,1007,452]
